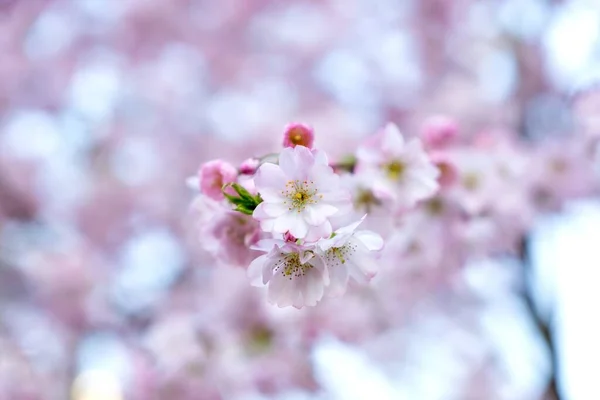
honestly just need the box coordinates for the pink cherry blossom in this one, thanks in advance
[198,159,238,201]
[430,152,459,189]
[248,240,328,308]
[239,158,260,175]
[357,123,440,210]
[421,115,459,149]
[252,145,351,241]
[282,123,315,149]
[316,217,384,297]
[192,196,261,268]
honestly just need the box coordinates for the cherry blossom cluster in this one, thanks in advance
[3,0,600,398]
[193,123,441,308]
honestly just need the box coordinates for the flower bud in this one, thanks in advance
[198,160,237,201]
[239,158,260,175]
[421,116,458,149]
[282,123,314,149]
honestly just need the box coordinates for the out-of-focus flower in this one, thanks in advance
[198,159,238,201]
[316,216,383,297]
[357,123,440,210]
[144,313,206,376]
[239,158,260,175]
[193,196,261,268]
[248,239,328,308]
[421,115,459,149]
[252,145,350,241]
[282,123,314,149]
[430,152,459,189]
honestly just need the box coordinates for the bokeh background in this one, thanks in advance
[1,0,600,399]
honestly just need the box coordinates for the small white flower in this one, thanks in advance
[316,216,384,297]
[248,239,329,308]
[357,123,439,210]
[253,145,351,241]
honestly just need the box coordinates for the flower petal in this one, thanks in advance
[274,212,308,238]
[262,202,289,217]
[305,220,332,242]
[247,254,268,286]
[382,123,405,156]
[255,162,286,190]
[354,230,384,251]
[326,263,349,298]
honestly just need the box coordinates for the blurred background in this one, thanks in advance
[1,0,600,399]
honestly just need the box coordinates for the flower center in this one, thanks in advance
[325,243,357,267]
[425,197,444,215]
[288,127,308,145]
[354,188,381,212]
[385,161,406,180]
[274,252,314,279]
[282,180,321,212]
[462,172,480,191]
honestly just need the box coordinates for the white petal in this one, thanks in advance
[302,271,325,306]
[251,239,284,252]
[259,218,275,232]
[382,123,405,156]
[326,264,349,298]
[274,212,309,238]
[310,164,337,187]
[295,145,316,170]
[279,146,315,181]
[289,217,309,238]
[357,147,384,164]
[354,230,384,251]
[259,187,286,202]
[262,202,289,217]
[347,249,378,283]
[255,163,286,189]
[316,236,336,252]
[303,203,337,226]
[263,255,281,284]
[305,220,332,242]
[313,149,329,166]
[335,215,367,236]
[247,255,268,286]
[268,273,295,308]
[312,255,329,285]
[320,189,352,206]
[278,147,298,179]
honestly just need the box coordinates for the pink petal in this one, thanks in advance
[278,147,299,179]
[255,162,286,190]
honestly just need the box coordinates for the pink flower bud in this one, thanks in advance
[239,158,260,175]
[431,153,458,189]
[421,116,458,149]
[198,160,238,200]
[282,123,314,149]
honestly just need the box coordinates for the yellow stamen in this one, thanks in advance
[385,161,406,180]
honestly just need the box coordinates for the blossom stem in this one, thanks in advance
[519,236,561,400]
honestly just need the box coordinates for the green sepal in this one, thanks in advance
[222,183,263,215]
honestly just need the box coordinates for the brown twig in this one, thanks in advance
[519,236,560,400]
